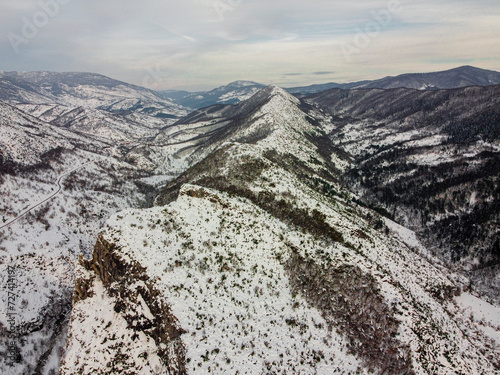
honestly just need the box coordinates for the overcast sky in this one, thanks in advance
[1,0,500,90]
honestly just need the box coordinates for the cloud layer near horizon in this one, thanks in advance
[1,0,499,90]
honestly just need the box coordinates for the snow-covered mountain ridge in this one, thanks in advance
[0,71,189,141]
[159,80,266,109]
[1,71,180,109]
[62,86,500,374]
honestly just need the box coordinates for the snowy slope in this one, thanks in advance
[140,85,341,175]
[16,103,173,144]
[305,84,500,304]
[0,101,97,166]
[62,86,500,374]
[0,93,176,373]
[0,135,156,374]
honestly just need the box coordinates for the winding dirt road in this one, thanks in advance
[0,163,88,230]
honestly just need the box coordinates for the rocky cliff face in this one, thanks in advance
[60,236,186,374]
[61,87,500,374]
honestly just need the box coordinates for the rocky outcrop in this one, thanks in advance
[64,235,187,375]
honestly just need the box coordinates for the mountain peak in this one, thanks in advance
[359,65,500,90]
[225,80,263,88]
[252,84,300,105]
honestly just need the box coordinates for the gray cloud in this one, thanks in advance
[313,71,335,75]
[1,0,499,90]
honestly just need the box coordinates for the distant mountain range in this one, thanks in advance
[356,65,500,90]
[0,71,190,146]
[0,71,187,119]
[159,80,266,109]
[159,66,500,109]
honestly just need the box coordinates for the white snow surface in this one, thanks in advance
[64,184,366,374]
[456,293,500,346]
[63,179,499,374]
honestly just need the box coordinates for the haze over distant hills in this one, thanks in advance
[160,66,500,109]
